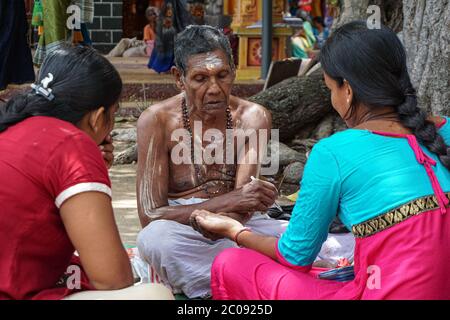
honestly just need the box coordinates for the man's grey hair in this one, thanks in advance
[174,25,235,75]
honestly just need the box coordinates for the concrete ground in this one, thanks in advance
[110,163,141,246]
[110,116,141,246]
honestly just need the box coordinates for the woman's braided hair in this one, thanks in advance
[320,21,450,170]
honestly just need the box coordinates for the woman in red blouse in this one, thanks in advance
[0,46,173,300]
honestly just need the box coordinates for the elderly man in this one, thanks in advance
[136,25,354,298]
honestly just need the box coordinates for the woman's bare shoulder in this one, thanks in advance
[428,115,446,127]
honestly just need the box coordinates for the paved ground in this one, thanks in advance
[110,163,141,246]
[110,117,141,246]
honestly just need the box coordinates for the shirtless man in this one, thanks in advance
[136,25,354,298]
[136,25,291,298]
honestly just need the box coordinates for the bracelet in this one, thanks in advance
[233,227,252,247]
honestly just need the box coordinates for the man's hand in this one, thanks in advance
[189,210,225,241]
[229,179,278,214]
[100,135,114,169]
[190,210,244,241]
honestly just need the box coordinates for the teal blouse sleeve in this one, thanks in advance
[277,142,341,267]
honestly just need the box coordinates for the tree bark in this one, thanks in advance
[332,0,403,32]
[249,69,332,142]
[379,0,403,33]
[251,0,449,144]
[403,0,450,116]
[332,0,448,115]
[332,0,371,30]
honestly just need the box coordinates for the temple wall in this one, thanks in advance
[87,0,123,53]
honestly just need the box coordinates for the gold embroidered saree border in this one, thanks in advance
[351,193,450,238]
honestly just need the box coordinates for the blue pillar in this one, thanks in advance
[261,0,272,79]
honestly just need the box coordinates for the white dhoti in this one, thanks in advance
[137,198,355,298]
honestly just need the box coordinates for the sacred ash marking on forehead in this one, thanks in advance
[199,52,225,71]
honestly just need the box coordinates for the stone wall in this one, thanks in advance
[87,0,123,54]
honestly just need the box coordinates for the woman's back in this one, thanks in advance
[0,116,110,299]
[318,118,450,299]
[278,118,450,299]
[0,45,174,300]
[319,118,450,228]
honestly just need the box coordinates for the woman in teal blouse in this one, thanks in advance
[189,21,450,300]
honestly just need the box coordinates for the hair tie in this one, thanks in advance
[31,73,55,101]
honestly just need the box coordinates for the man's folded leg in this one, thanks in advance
[137,219,237,299]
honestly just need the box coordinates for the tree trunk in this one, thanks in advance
[332,0,371,31]
[249,69,332,142]
[403,0,450,116]
[332,0,403,32]
[379,0,403,33]
[332,0,448,115]
[252,0,449,144]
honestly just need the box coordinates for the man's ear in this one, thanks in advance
[88,106,106,133]
[172,66,185,91]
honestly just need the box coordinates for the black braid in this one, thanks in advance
[0,91,87,133]
[396,88,450,170]
[0,93,53,133]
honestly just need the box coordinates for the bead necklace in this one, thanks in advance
[181,96,236,197]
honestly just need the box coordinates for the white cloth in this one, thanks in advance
[137,197,355,298]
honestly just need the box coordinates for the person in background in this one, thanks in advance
[222,26,239,67]
[0,45,173,300]
[311,0,323,18]
[312,16,329,49]
[298,0,313,16]
[71,0,94,47]
[0,0,35,90]
[143,6,158,55]
[291,23,316,59]
[191,21,450,300]
[148,0,192,73]
[32,0,69,66]
[108,6,158,58]
[32,0,94,66]
[324,0,336,30]
[189,1,205,25]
